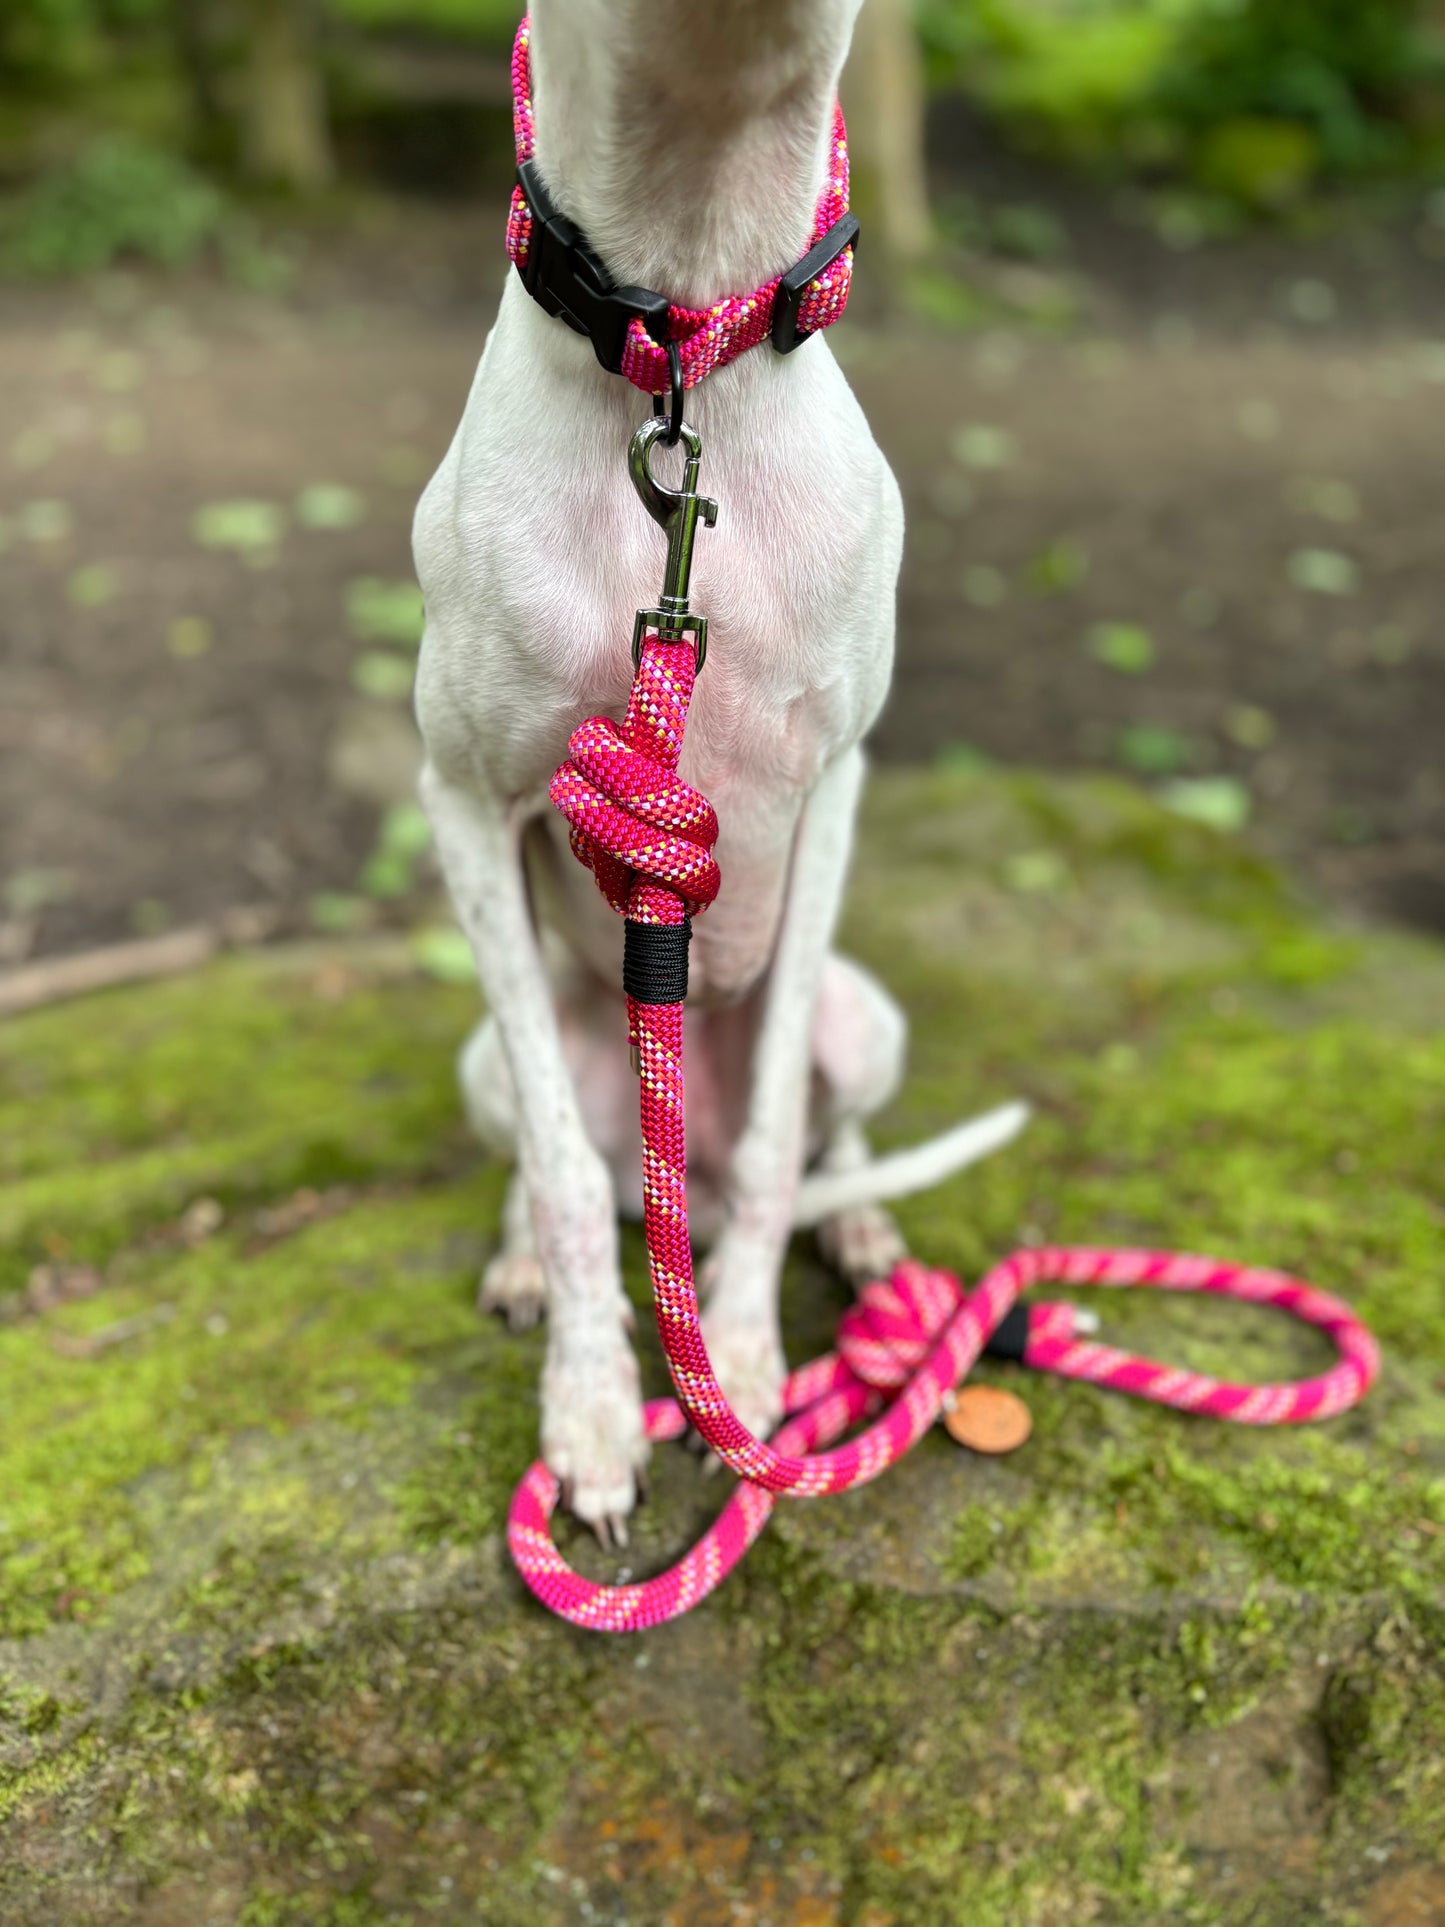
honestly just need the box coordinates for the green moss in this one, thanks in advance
[0,947,478,1289]
[0,772,1440,1921]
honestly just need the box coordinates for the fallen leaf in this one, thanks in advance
[961,564,1007,608]
[935,742,993,776]
[6,868,75,913]
[192,499,286,555]
[94,349,143,394]
[412,926,474,984]
[950,423,1016,471]
[1026,538,1089,594]
[20,499,73,543]
[376,801,431,858]
[1004,850,1069,894]
[1286,278,1337,325]
[1116,725,1193,775]
[1224,704,1275,750]
[1087,623,1156,674]
[1288,548,1358,596]
[296,483,366,531]
[346,577,424,648]
[1237,398,1280,441]
[1287,477,1361,524]
[167,616,212,659]
[351,652,415,700]
[308,892,373,934]
[1159,777,1252,833]
[361,800,432,896]
[67,564,117,609]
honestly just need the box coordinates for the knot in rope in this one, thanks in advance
[548,701,720,920]
[836,1262,967,1392]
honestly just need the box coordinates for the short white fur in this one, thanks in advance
[412,0,1023,1543]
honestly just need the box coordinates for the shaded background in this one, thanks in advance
[3,0,1445,974]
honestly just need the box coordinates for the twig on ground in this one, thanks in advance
[50,1303,177,1360]
[0,906,281,1018]
[0,928,218,1018]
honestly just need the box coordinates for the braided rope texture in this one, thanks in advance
[506,16,855,395]
[510,629,1381,1632]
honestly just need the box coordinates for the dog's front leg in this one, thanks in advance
[421,762,646,1541]
[701,745,867,1438]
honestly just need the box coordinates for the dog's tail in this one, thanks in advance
[791,1101,1030,1230]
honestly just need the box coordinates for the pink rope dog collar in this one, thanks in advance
[505,627,1381,1631]
[505,15,856,391]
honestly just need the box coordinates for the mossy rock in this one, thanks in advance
[1,770,1442,1925]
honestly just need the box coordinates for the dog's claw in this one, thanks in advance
[478,1251,547,1329]
[590,1512,629,1550]
[542,1334,649,1540]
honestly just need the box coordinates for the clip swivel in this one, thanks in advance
[628,416,718,671]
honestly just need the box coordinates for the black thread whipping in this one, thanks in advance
[981,1303,1031,1363]
[623,918,692,1005]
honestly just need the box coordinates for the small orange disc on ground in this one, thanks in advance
[943,1385,1033,1455]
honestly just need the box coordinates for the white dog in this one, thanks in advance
[412,0,1022,1542]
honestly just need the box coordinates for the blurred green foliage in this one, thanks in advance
[2,136,228,274]
[920,0,1445,200]
[2,0,164,83]
[1,0,1442,261]
[919,0,1185,155]
[335,0,517,36]
[1161,0,1443,189]
[0,0,515,86]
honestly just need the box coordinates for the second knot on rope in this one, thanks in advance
[836,1262,968,1393]
[550,712,721,919]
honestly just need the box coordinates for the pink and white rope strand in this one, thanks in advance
[504,631,1381,1632]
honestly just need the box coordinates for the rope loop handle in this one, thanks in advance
[508,1247,1379,1632]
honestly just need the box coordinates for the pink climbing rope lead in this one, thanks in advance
[510,1246,1378,1632]
[505,414,1379,1630]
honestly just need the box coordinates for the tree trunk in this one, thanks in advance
[239,0,335,192]
[169,0,226,161]
[841,0,932,270]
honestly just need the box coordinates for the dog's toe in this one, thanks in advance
[817,1202,908,1288]
[562,1461,645,1540]
[478,1250,547,1329]
[698,1315,787,1446]
[542,1332,649,1532]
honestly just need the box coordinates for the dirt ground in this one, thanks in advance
[3,157,1444,965]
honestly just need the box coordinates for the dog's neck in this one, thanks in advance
[527,0,862,312]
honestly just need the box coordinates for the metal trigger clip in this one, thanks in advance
[628,413,718,672]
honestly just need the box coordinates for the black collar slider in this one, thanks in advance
[515,160,670,374]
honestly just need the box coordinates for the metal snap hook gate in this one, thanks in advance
[628,413,718,671]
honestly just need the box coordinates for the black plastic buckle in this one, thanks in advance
[515,160,670,374]
[771,212,861,355]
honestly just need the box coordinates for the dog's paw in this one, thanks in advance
[542,1326,649,1545]
[478,1249,547,1330]
[698,1310,787,1447]
[816,1202,908,1288]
